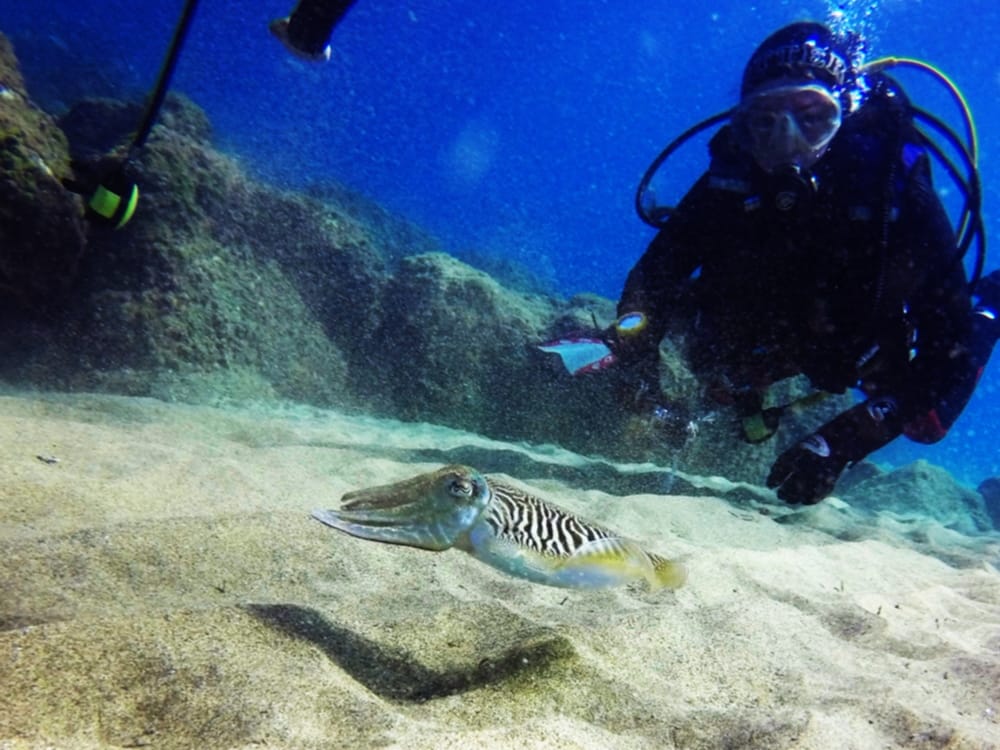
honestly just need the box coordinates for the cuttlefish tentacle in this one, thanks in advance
[312,466,491,551]
[311,465,686,591]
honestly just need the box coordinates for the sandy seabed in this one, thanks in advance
[1,390,998,749]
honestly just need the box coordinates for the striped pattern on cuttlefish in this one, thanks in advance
[311,464,687,591]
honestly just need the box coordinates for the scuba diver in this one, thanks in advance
[270,0,358,62]
[603,21,1000,504]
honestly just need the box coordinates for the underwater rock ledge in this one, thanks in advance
[1,29,992,512]
[0,30,792,483]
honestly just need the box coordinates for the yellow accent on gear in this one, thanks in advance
[87,183,139,229]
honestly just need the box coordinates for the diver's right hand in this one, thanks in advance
[766,433,848,504]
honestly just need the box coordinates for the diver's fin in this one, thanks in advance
[537,336,616,375]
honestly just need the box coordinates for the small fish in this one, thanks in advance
[312,465,686,591]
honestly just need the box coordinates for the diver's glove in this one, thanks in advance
[767,398,902,504]
[766,432,848,504]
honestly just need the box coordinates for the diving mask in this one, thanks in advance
[736,84,843,173]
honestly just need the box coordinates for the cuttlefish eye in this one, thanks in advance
[448,475,475,500]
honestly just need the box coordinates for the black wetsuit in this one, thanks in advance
[618,78,987,500]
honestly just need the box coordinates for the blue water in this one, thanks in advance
[3,0,999,484]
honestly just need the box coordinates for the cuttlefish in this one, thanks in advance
[311,465,687,591]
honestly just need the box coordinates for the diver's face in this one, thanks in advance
[737,84,843,173]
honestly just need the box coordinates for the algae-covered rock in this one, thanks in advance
[363,252,631,453]
[0,32,86,307]
[224,188,389,375]
[57,97,143,157]
[77,96,386,404]
[839,459,993,534]
[2,81,375,407]
[59,236,350,406]
[365,252,557,425]
[356,253,790,482]
[975,476,1000,530]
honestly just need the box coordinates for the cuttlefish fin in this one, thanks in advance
[553,537,687,591]
[645,551,689,590]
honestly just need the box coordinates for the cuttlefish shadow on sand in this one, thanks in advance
[312,465,686,591]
